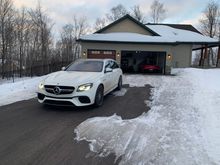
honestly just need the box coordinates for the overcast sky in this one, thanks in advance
[13,0,219,38]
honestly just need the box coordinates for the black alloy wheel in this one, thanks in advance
[94,85,104,107]
[117,76,122,90]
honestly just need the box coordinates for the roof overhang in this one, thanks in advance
[192,42,220,51]
[78,38,220,47]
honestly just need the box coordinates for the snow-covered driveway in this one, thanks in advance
[75,69,220,165]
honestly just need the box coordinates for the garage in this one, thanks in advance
[87,49,116,60]
[121,51,166,74]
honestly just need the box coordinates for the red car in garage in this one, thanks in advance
[138,62,161,73]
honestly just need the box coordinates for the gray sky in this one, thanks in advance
[13,0,220,38]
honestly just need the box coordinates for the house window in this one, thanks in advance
[91,51,101,54]
[103,51,113,55]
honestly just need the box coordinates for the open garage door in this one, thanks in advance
[121,51,166,74]
[87,49,116,60]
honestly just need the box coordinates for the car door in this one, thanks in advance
[111,61,121,87]
[103,60,113,93]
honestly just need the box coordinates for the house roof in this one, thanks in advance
[79,14,220,46]
[79,29,218,44]
[146,23,202,34]
[95,14,160,36]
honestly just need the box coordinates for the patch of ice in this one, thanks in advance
[111,88,127,97]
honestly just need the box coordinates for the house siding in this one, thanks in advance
[100,19,153,36]
[172,44,192,68]
[80,42,192,74]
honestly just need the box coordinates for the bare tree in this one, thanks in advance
[73,15,89,39]
[150,0,166,23]
[60,24,74,63]
[94,17,107,31]
[73,15,89,59]
[0,0,14,78]
[106,4,129,22]
[199,1,220,66]
[28,1,54,75]
[200,1,219,38]
[59,15,89,63]
[131,5,145,23]
[15,7,29,77]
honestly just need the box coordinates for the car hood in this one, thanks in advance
[43,71,102,86]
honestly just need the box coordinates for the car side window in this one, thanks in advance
[109,61,119,69]
[105,61,111,69]
[112,61,119,69]
[105,60,119,70]
[109,61,114,69]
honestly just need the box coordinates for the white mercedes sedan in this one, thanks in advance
[37,59,123,107]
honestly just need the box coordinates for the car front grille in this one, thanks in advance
[44,85,75,95]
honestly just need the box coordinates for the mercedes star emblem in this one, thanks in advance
[53,86,61,95]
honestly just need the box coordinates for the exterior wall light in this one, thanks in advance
[83,51,86,56]
[167,54,172,60]
[117,52,120,57]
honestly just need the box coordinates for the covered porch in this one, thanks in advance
[193,42,220,67]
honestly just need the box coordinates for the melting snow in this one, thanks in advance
[75,68,220,165]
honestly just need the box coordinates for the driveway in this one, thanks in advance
[0,85,151,165]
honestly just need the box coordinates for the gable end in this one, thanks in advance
[95,14,160,36]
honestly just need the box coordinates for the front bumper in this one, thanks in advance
[38,86,97,107]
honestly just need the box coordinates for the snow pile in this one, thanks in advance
[75,68,220,164]
[0,76,45,106]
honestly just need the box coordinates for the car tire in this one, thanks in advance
[94,85,104,107]
[117,76,122,90]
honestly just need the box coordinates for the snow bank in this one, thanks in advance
[0,76,45,106]
[75,68,220,164]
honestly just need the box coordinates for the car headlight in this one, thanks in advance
[38,82,44,90]
[77,83,93,92]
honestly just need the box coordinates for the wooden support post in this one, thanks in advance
[199,48,204,66]
[203,45,208,67]
[216,45,220,67]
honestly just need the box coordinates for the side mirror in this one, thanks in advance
[61,67,66,71]
[105,68,113,73]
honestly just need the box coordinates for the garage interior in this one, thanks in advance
[121,51,166,74]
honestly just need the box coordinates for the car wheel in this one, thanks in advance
[94,85,104,107]
[117,76,122,90]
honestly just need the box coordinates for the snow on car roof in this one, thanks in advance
[80,25,218,44]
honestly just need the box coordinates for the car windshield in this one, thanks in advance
[66,60,104,72]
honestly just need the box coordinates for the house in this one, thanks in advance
[78,14,220,74]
